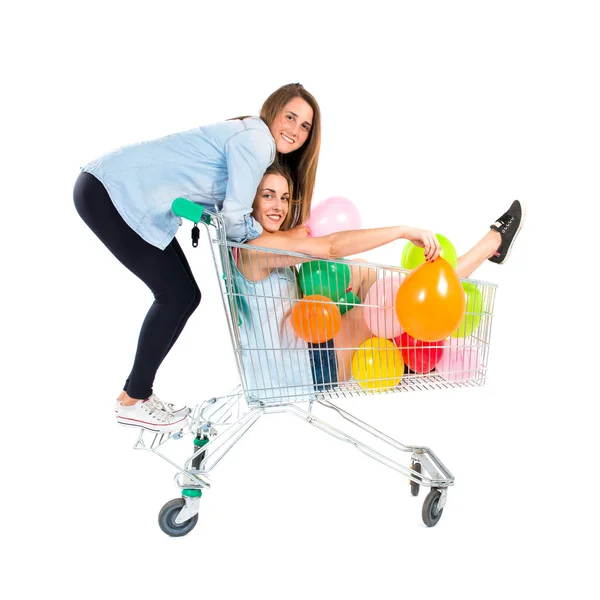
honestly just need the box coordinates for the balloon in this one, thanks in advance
[298,260,350,302]
[363,273,406,339]
[306,196,362,237]
[400,241,412,270]
[401,234,458,270]
[291,294,341,343]
[437,338,482,381]
[337,291,361,315]
[351,337,404,390]
[395,258,466,342]
[394,332,443,374]
[451,282,484,338]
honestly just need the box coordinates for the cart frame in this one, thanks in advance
[133,201,497,534]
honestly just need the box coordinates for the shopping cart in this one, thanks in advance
[133,199,497,536]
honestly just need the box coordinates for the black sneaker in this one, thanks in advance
[488,200,525,264]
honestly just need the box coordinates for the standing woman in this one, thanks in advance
[74,83,321,433]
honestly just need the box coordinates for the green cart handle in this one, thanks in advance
[172,197,206,223]
[172,198,211,247]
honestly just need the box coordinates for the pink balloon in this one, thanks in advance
[306,196,362,237]
[363,273,406,339]
[437,339,482,381]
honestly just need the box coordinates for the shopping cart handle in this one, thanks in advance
[172,198,205,224]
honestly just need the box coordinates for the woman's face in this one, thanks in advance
[252,174,290,232]
[270,97,314,154]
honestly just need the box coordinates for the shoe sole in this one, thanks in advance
[115,402,190,418]
[498,200,526,264]
[115,408,190,418]
[116,416,189,434]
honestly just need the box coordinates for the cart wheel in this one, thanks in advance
[410,462,422,497]
[158,498,198,537]
[422,489,443,527]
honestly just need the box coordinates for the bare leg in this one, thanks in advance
[335,306,371,382]
[456,230,501,279]
[117,391,141,406]
[349,258,378,301]
[335,258,379,381]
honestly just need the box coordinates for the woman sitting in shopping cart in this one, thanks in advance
[233,163,524,398]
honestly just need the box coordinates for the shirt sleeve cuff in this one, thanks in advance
[242,214,263,242]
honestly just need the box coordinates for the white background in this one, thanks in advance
[2,1,599,598]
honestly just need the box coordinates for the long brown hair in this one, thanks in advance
[259,83,321,228]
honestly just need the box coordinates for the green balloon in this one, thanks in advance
[452,282,483,338]
[400,241,412,270]
[298,260,351,302]
[337,291,361,315]
[401,233,458,270]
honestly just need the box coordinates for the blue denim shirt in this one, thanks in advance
[82,117,275,249]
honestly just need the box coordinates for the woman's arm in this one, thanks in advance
[240,225,441,280]
[253,225,441,259]
[221,128,275,243]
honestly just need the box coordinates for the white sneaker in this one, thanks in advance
[115,393,190,418]
[117,396,189,433]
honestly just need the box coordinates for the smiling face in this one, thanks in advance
[252,174,290,233]
[269,97,314,154]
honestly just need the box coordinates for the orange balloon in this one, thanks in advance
[291,294,341,343]
[395,258,466,342]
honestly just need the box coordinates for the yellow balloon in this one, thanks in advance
[351,337,404,391]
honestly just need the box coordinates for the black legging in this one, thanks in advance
[73,172,201,399]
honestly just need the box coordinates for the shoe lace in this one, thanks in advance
[141,395,174,422]
[149,393,184,415]
[494,212,509,228]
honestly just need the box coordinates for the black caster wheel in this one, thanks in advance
[158,498,198,537]
[422,489,444,527]
[410,462,422,497]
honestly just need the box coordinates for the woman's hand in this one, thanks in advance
[400,227,441,261]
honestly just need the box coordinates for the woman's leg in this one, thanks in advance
[456,230,502,279]
[74,172,201,403]
[335,258,378,381]
[120,239,201,399]
[456,200,526,277]
[348,258,378,301]
[335,305,372,382]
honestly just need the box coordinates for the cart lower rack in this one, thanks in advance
[133,202,497,535]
